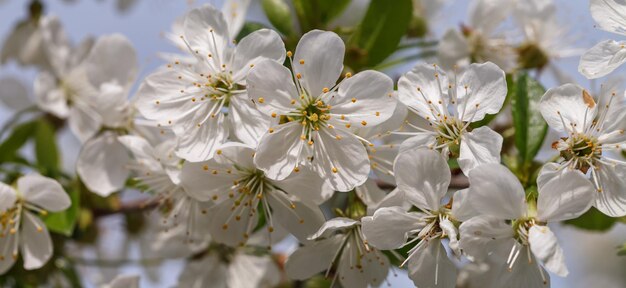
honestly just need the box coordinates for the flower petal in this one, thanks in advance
[308,217,358,240]
[222,0,252,39]
[394,148,450,211]
[68,105,101,143]
[285,234,344,280]
[107,275,140,288]
[458,216,514,261]
[293,30,344,96]
[83,34,137,88]
[0,233,17,273]
[231,29,285,83]
[337,238,389,288]
[458,126,503,174]
[227,254,281,288]
[228,94,272,148]
[361,207,426,250]
[267,191,325,242]
[34,72,69,118]
[208,200,258,247]
[590,0,626,35]
[20,212,53,270]
[183,5,229,70]
[77,132,131,196]
[0,183,17,213]
[579,39,626,79]
[407,239,457,288]
[247,59,299,117]
[537,170,594,222]
[255,121,306,181]
[467,163,526,219]
[595,163,626,217]
[355,178,387,209]
[273,165,332,205]
[529,225,568,277]
[456,62,507,122]
[18,174,70,212]
[398,132,438,154]
[176,111,229,162]
[117,135,162,170]
[398,63,448,118]
[437,29,470,70]
[451,188,479,221]
[328,70,395,127]
[540,83,597,134]
[312,128,369,192]
[0,76,33,111]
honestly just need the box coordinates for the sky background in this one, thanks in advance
[1,0,626,287]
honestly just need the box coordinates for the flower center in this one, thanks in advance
[516,42,549,70]
[555,134,601,173]
[435,119,465,157]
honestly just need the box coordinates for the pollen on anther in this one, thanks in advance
[345,72,352,78]
[211,170,218,175]
[258,97,265,103]
[203,165,209,171]
[299,59,305,65]
[331,167,338,173]
[296,73,302,79]
[351,98,357,103]
[287,51,293,57]
[345,123,351,128]
[269,128,275,133]
[271,112,277,118]
[361,121,367,126]
[375,112,380,116]
[323,87,329,93]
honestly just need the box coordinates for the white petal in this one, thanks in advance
[222,0,252,39]
[0,232,17,274]
[528,225,568,277]
[539,83,597,134]
[228,94,272,148]
[179,153,243,202]
[312,128,369,192]
[595,163,626,217]
[456,62,507,122]
[467,163,526,219]
[536,162,562,189]
[536,170,594,222]
[0,183,17,213]
[183,5,229,70]
[398,63,448,118]
[84,34,137,88]
[117,135,162,169]
[398,132,438,154]
[20,212,53,270]
[273,165,333,205]
[361,207,425,250]
[372,188,412,211]
[285,235,344,280]
[18,174,70,212]
[469,0,512,34]
[227,254,281,288]
[247,59,299,117]
[458,216,514,261]
[34,72,69,118]
[590,0,626,35]
[231,29,285,83]
[407,239,457,288]
[267,191,325,242]
[451,188,480,221]
[176,111,229,162]
[355,178,387,208]
[254,122,305,180]
[0,76,32,111]
[328,70,395,127]
[77,132,130,196]
[68,105,101,143]
[440,218,460,256]
[293,30,344,96]
[394,149,450,211]
[308,217,358,240]
[579,40,626,79]
[458,126,503,174]
[337,238,390,288]
[437,29,470,70]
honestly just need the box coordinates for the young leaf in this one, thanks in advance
[511,73,548,180]
[44,183,80,236]
[0,120,37,163]
[348,0,412,68]
[34,118,60,176]
[293,0,352,32]
[564,207,617,232]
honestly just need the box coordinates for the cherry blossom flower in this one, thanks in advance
[180,142,328,246]
[459,163,594,286]
[135,4,285,162]
[0,174,71,274]
[539,83,626,216]
[247,30,396,191]
[579,0,626,79]
[396,62,506,174]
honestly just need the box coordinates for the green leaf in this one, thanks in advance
[564,207,617,232]
[0,121,37,163]
[293,0,352,32]
[262,0,296,37]
[511,72,548,183]
[44,184,80,236]
[348,0,412,68]
[34,118,60,176]
[235,22,268,42]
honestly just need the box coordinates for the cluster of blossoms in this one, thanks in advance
[2,0,626,287]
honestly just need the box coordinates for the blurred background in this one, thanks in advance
[1,0,625,287]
